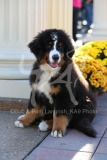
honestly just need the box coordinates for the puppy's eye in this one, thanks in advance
[58,43,62,48]
[47,41,52,48]
[47,45,51,48]
[47,44,51,48]
[49,41,52,45]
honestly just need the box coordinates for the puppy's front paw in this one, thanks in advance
[38,121,49,131]
[51,130,64,138]
[14,121,24,128]
[51,115,68,138]
[14,115,25,128]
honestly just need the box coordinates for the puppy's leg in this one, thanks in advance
[51,111,69,138]
[38,119,53,131]
[15,105,45,128]
[74,118,97,137]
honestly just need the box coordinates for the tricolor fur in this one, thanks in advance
[15,29,97,138]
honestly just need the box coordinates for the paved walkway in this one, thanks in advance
[25,92,107,160]
[0,92,107,160]
[0,113,49,160]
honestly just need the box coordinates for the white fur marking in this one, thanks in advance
[51,32,58,41]
[32,65,60,104]
[32,83,37,91]
[37,70,53,103]
[51,130,63,138]
[18,115,25,120]
[51,32,57,40]
[49,40,61,63]
[58,133,62,138]
[54,130,58,137]
[38,121,49,131]
[51,132,54,136]
[14,121,24,128]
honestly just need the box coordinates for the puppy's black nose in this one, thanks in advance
[52,54,59,61]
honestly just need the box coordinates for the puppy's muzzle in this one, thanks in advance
[52,54,59,61]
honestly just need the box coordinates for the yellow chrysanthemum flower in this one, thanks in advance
[100,81,106,87]
[102,58,107,66]
[75,40,107,67]
[104,50,107,56]
[83,73,87,79]
[73,41,107,91]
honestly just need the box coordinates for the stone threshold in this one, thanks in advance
[0,92,106,112]
[0,97,28,112]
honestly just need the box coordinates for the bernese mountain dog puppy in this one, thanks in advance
[15,29,97,138]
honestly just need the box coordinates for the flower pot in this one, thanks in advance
[98,91,104,96]
[92,92,98,99]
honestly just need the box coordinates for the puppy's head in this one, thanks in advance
[28,29,74,69]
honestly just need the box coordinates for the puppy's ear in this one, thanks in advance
[28,37,42,60]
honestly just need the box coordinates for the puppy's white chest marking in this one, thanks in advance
[32,72,53,103]
[37,72,51,93]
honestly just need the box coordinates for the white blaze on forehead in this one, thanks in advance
[52,34,57,40]
[49,40,61,63]
[51,32,58,40]
[53,40,57,49]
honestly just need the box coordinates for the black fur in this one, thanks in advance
[28,29,74,62]
[28,29,97,137]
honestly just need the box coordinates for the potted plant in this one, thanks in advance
[73,54,107,97]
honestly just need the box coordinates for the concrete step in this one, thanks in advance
[0,98,28,112]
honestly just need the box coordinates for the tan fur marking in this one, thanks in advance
[59,53,65,67]
[59,42,62,47]
[86,96,91,102]
[40,53,49,64]
[50,85,60,95]
[61,53,64,58]
[49,41,52,45]
[45,119,53,130]
[52,111,69,135]
[19,105,45,127]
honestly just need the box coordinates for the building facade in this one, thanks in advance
[0,0,107,99]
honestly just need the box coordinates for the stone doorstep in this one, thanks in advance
[0,92,106,112]
[0,97,28,112]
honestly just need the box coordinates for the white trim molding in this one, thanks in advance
[0,80,31,99]
[0,49,35,80]
[86,0,107,41]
